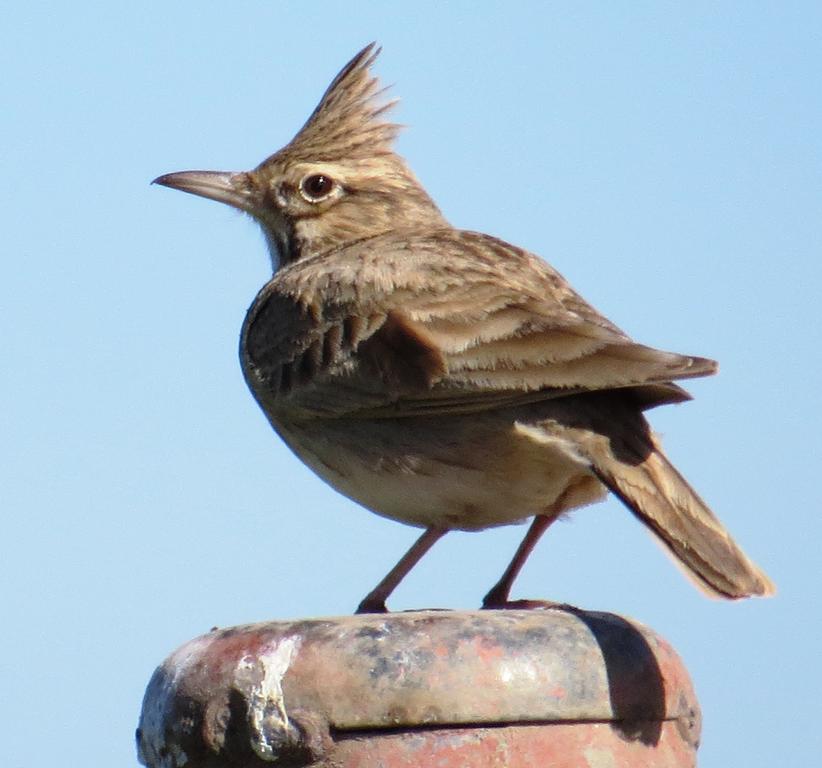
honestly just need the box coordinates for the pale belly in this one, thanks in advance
[271,411,607,531]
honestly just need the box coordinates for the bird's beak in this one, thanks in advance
[152,170,258,214]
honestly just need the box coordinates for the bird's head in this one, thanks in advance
[154,44,446,270]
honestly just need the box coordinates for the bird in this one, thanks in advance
[154,43,774,613]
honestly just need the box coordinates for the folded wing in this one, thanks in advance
[241,230,717,418]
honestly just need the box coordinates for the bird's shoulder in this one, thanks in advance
[246,228,623,341]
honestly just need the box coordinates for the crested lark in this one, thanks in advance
[155,44,774,612]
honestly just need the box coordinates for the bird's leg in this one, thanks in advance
[356,527,447,613]
[482,514,557,609]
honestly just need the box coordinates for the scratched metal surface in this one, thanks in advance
[137,608,700,767]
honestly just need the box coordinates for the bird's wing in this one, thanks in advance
[241,230,716,418]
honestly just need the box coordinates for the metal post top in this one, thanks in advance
[137,608,701,768]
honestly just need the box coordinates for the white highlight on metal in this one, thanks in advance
[498,658,539,686]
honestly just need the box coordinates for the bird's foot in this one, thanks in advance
[355,596,389,614]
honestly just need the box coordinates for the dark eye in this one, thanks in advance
[299,174,336,202]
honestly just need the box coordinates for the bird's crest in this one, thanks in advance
[283,43,400,162]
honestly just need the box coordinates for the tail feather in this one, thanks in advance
[590,436,775,599]
[543,391,775,599]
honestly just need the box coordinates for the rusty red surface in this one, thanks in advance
[335,722,697,768]
[137,608,700,767]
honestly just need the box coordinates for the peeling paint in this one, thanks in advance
[237,635,302,760]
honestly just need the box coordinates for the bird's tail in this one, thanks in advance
[543,391,775,599]
[589,431,775,599]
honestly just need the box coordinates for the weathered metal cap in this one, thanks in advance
[137,608,700,767]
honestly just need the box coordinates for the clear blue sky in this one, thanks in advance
[2,4,819,766]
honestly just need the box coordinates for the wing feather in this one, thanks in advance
[241,229,717,418]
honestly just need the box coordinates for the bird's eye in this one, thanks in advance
[299,174,336,202]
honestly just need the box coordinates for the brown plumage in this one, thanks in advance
[154,44,774,611]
